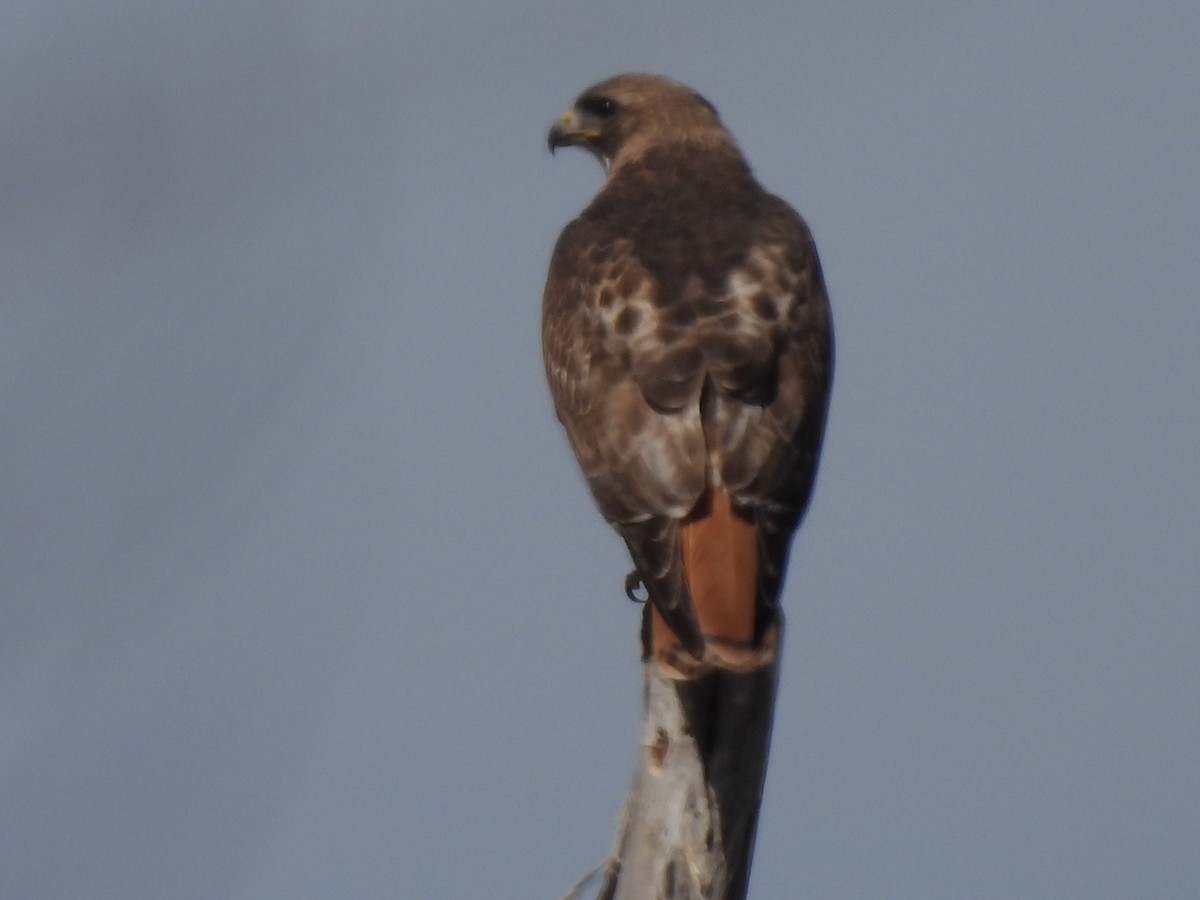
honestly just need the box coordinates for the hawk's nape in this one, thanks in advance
[542,73,832,677]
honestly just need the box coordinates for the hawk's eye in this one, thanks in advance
[579,95,619,119]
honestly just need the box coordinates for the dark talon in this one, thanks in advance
[624,570,647,602]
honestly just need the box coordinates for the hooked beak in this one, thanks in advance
[547,108,602,154]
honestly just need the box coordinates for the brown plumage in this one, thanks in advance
[542,74,833,675]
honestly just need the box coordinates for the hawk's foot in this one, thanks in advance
[624,571,647,603]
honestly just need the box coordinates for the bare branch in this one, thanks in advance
[574,631,780,900]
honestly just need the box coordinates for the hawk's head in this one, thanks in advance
[548,73,730,173]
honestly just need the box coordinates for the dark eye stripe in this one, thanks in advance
[578,95,619,119]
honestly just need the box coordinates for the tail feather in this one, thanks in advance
[670,486,760,669]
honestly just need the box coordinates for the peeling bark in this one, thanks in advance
[566,632,780,900]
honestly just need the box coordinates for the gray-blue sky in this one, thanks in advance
[2,2,1197,897]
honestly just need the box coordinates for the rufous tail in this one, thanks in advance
[651,487,764,673]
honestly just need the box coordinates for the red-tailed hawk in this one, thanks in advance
[543,74,833,676]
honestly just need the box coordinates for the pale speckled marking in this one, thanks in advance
[595,244,663,359]
[727,246,801,328]
[598,281,660,344]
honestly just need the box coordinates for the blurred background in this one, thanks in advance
[2,2,1197,897]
